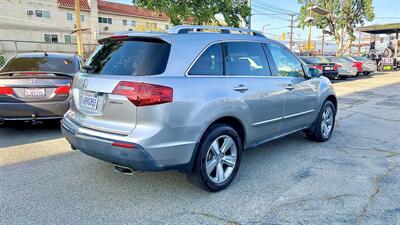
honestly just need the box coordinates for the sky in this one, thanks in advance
[109,0,399,43]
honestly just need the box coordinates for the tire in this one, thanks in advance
[304,101,336,142]
[339,76,347,80]
[363,72,370,76]
[355,72,360,77]
[191,123,242,192]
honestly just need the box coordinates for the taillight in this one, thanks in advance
[314,65,323,70]
[333,64,341,70]
[353,61,363,71]
[112,81,173,106]
[54,86,70,95]
[0,87,14,95]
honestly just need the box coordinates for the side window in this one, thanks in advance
[188,44,223,75]
[224,42,270,76]
[268,43,304,78]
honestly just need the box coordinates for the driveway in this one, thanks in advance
[1,71,399,225]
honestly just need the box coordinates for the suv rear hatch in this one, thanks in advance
[69,36,172,135]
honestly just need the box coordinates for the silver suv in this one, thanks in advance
[62,26,337,191]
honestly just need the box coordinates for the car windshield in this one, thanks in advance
[1,55,77,74]
[301,57,329,64]
[340,57,354,62]
[352,56,367,61]
[84,39,171,76]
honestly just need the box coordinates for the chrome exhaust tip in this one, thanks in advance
[114,165,135,175]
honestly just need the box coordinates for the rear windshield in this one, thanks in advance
[1,56,78,74]
[301,57,329,64]
[84,39,171,76]
[352,56,367,61]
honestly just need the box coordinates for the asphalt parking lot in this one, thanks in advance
[1,71,399,225]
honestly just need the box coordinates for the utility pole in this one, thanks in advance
[75,0,84,57]
[321,31,325,55]
[358,31,361,56]
[247,0,252,29]
[289,14,294,50]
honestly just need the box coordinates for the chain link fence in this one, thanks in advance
[0,40,98,67]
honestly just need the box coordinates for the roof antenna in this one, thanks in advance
[44,52,48,56]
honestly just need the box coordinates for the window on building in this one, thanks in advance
[64,35,77,44]
[146,22,157,30]
[165,25,169,30]
[98,17,112,24]
[123,20,127,25]
[131,20,136,26]
[67,13,73,21]
[67,13,84,22]
[35,10,42,17]
[43,11,50,18]
[44,34,58,43]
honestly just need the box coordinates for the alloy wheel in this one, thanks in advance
[205,135,237,184]
[321,106,334,138]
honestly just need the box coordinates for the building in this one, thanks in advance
[0,0,174,58]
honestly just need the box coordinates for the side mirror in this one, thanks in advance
[308,67,322,78]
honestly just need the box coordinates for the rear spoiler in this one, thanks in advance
[98,33,172,45]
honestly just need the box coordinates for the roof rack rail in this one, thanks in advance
[170,25,266,38]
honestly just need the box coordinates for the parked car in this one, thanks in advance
[349,56,377,75]
[299,56,340,80]
[325,56,358,79]
[341,56,377,76]
[0,53,80,123]
[61,26,337,191]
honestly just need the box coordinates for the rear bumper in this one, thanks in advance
[61,117,196,172]
[322,71,339,79]
[61,119,162,171]
[0,101,69,120]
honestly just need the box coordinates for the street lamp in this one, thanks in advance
[305,5,329,53]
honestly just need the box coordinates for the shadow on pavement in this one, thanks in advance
[0,120,63,148]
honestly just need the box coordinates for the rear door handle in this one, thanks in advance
[234,85,248,92]
[285,84,294,91]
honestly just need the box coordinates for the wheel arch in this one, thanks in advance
[187,116,247,173]
[325,95,338,113]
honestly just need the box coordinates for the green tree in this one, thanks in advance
[134,0,250,27]
[298,0,375,55]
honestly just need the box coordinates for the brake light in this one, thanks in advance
[54,86,70,94]
[333,64,341,70]
[110,35,129,40]
[112,81,173,106]
[314,65,323,70]
[353,61,363,71]
[0,87,14,95]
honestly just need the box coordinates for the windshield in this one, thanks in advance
[1,56,78,74]
[301,57,329,64]
[352,56,367,61]
[84,39,171,76]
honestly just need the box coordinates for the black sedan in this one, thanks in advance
[0,53,80,123]
[300,56,339,80]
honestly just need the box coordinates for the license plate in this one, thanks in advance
[81,93,98,110]
[25,88,45,97]
[324,67,332,70]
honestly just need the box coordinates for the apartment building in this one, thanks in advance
[0,0,174,57]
